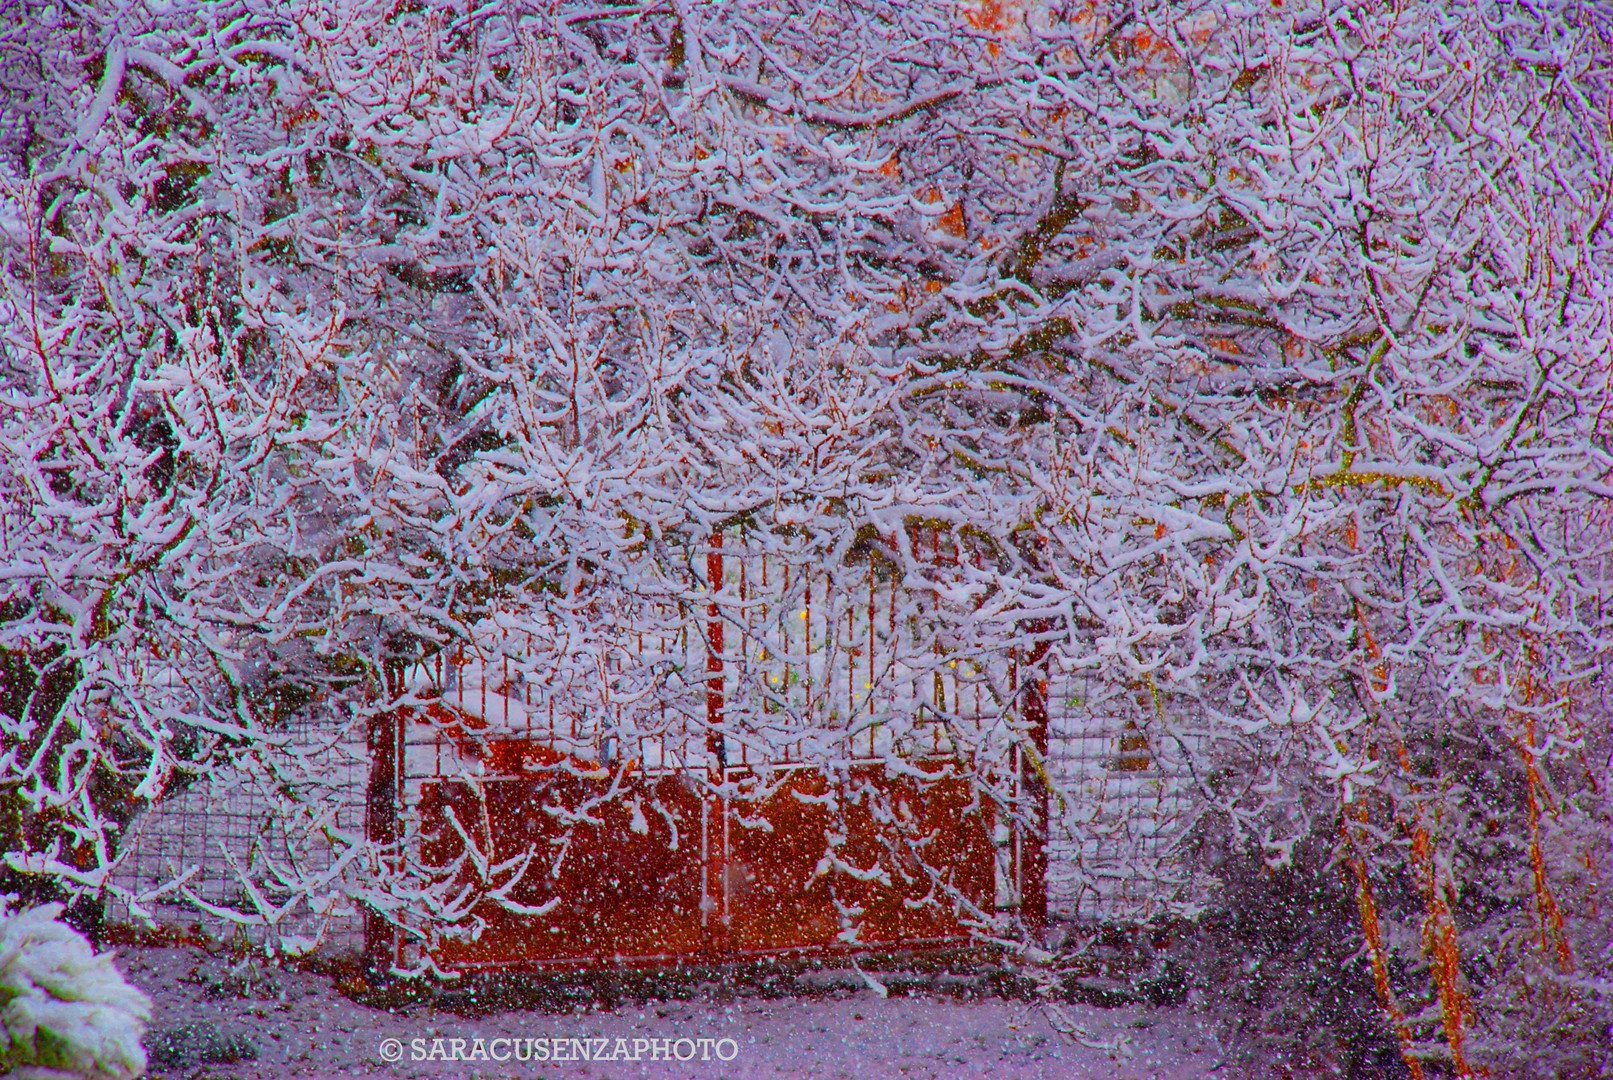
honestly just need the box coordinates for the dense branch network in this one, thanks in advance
[0,0,1608,1070]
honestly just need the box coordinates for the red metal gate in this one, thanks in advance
[421,751,994,968]
[365,708,1040,971]
[363,529,1051,972]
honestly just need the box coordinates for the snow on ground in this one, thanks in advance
[120,946,1233,1079]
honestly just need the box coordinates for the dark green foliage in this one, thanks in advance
[144,1021,258,1070]
[1180,830,1411,1079]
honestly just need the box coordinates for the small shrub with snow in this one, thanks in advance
[145,1021,256,1071]
[0,903,152,1080]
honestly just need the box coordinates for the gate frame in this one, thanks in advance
[360,538,1052,974]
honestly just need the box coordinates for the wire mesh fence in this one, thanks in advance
[106,716,370,953]
[105,532,1213,955]
[106,679,1206,952]
[1043,664,1207,924]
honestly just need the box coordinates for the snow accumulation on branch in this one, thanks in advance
[0,0,1609,1073]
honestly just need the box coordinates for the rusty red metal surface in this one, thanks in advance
[410,736,997,970]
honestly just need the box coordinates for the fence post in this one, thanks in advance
[364,664,402,976]
[702,531,729,956]
[1018,621,1052,938]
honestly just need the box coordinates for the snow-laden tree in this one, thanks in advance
[1,0,1608,1073]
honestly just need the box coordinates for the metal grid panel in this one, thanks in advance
[106,718,368,953]
[1043,664,1207,924]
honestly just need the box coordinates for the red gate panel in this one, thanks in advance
[413,740,995,970]
[724,766,995,955]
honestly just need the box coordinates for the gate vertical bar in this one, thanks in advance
[703,530,728,955]
[1019,621,1052,937]
[364,663,402,975]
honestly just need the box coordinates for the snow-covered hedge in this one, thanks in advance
[0,904,151,1080]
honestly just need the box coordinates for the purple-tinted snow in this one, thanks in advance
[123,946,1230,1079]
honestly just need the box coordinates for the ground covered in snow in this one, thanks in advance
[120,946,1233,1079]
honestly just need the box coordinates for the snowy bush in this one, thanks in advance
[0,903,151,1080]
